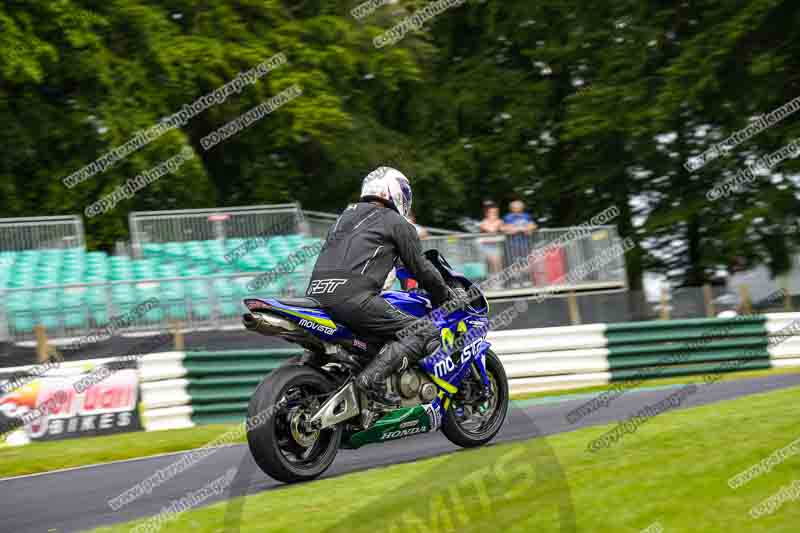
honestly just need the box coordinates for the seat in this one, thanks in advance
[275,297,321,308]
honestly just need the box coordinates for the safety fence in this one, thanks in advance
[0,226,626,345]
[134,312,800,431]
[137,349,304,431]
[419,226,626,296]
[129,204,305,258]
[496,312,800,394]
[0,215,85,251]
[6,313,798,440]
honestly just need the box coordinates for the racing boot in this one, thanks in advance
[356,334,439,408]
[356,342,408,407]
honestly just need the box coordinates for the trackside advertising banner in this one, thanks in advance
[0,367,143,442]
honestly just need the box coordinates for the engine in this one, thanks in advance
[395,369,438,404]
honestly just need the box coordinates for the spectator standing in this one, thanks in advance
[408,211,429,239]
[397,211,427,291]
[478,200,504,282]
[502,200,537,286]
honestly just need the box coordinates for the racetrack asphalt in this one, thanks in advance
[2,372,800,533]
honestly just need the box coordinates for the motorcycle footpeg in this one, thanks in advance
[363,391,401,410]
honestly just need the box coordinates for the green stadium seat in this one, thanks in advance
[212,278,235,297]
[285,235,303,248]
[12,313,35,334]
[187,279,210,299]
[290,272,309,294]
[182,264,212,277]
[231,276,256,298]
[461,262,488,280]
[156,262,181,277]
[142,243,163,257]
[9,276,34,289]
[132,260,156,280]
[84,286,109,326]
[111,285,137,316]
[62,288,88,329]
[2,234,320,334]
[211,279,240,318]
[134,280,160,299]
[32,289,61,330]
[187,280,212,319]
[6,291,31,313]
[61,287,84,302]
[158,280,186,321]
[133,282,164,322]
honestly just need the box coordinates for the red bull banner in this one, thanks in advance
[0,369,142,441]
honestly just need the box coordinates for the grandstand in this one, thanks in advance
[0,206,624,344]
[0,235,325,339]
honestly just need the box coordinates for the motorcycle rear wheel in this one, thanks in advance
[247,365,342,483]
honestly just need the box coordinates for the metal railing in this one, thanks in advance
[129,204,305,258]
[421,226,626,294]
[0,224,627,343]
[0,270,312,343]
[0,216,84,251]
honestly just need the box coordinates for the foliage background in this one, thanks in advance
[1,0,800,290]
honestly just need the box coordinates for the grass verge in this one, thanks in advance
[0,424,243,479]
[1,366,797,481]
[92,382,800,532]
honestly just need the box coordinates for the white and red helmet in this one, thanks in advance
[360,167,413,219]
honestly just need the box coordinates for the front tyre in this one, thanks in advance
[442,349,509,448]
[247,365,342,483]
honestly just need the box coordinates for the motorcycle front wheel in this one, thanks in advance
[441,349,509,448]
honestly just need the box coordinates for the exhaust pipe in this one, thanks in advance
[243,312,328,355]
[242,312,300,336]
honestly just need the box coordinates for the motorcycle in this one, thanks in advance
[242,250,508,483]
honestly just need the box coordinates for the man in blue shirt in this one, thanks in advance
[502,200,537,285]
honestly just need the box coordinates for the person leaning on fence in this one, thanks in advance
[478,200,504,284]
[502,199,537,287]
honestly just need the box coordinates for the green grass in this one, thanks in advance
[2,366,797,480]
[92,383,800,532]
[0,424,243,479]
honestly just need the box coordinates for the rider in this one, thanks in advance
[306,167,452,406]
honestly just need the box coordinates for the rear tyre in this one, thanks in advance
[441,349,509,448]
[247,365,342,483]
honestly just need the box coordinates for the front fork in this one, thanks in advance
[429,340,494,427]
[473,341,493,400]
